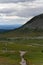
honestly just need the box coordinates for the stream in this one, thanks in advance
[19,51,27,65]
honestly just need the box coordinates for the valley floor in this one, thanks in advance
[0,37,43,65]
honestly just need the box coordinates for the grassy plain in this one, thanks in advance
[0,38,43,65]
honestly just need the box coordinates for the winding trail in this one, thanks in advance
[19,51,27,65]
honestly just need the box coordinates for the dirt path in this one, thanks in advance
[19,51,27,65]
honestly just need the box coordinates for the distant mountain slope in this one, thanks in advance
[0,24,22,33]
[0,14,43,38]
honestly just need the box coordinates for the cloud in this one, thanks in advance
[0,0,43,25]
[0,0,43,17]
[0,16,30,25]
[0,0,35,3]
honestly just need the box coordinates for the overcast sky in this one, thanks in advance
[0,0,43,25]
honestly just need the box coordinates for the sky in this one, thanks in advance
[0,0,43,25]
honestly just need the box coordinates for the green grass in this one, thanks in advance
[0,38,43,65]
[0,52,21,65]
[24,47,43,65]
[0,39,43,51]
[0,30,43,38]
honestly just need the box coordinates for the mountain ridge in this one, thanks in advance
[17,14,43,31]
[0,14,43,38]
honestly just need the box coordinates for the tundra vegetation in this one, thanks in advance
[0,38,43,65]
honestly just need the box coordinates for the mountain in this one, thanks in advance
[18,14,43,31]
[0,24,22,32]
[0,14,43,38]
